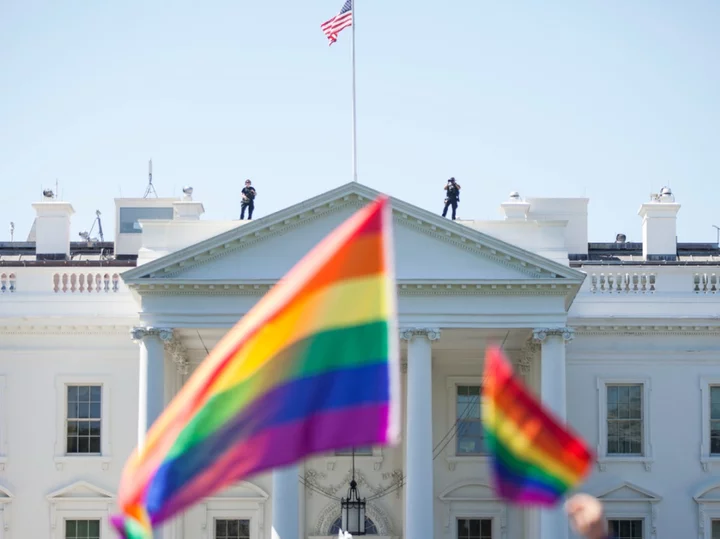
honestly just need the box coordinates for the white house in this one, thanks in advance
[0,182,719,539]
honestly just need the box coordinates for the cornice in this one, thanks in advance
[121,183,586,285]
[127,280,577,297]
[0,324,133,336]
[572,325,720,336]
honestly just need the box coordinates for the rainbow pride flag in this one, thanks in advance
[112,196,400,538]
[482,346,592,506]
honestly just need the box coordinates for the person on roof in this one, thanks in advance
[240,179,257,220]
[442,177,461,221]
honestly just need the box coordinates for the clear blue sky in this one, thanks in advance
[2,1,719,244]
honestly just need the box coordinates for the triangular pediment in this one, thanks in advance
[439,480,498,502]
[46,480,115,501]
[596,482,661,503]
[210,480,268,501]
[0,485,12,500]
[694,482,720,503]
[122,183,585,292]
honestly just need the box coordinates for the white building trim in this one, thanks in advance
[196,482,268,539]
[694,481,720,539]
[0,485,13,539]
[438,480,508,539]
[700,377,720,472]
[595,482,661,539]
[595,376,654,471]
[46,481,115,539]
[0,376,6,470]
[444,376,486,471]
[53,375,112,471]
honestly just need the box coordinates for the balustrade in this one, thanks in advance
[52,272,121,293]
[694,273,718,294]
[0,273,16,293]
[589,272,656,294]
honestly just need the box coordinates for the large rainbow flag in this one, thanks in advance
[112,196,400,538]
[482,346,592,505]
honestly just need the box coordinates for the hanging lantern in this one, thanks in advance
[341,479,366,535]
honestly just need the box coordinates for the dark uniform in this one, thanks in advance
[240,182,257,220]
[442,178,461,220]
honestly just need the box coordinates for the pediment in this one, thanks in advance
[596,482,661,503]
[694,483,720,503]
[210,480,268,501]
[123,183,585,292]
[439,480,499,502]
[0,485,12,500]
[46,480,115,501]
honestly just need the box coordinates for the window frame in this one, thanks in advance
[0,376,6,470]
[63,518,102,539]
[445,376,486,470]
[596,376,653,471]
[607,517,645,539]
[700,377,720,471]
[46,481,115,539]
[694,483,720,538]
[0,485,13,539]
[455,517,494,539]
[206,509,258,539]
[54,376,112,470]
[212,517,252,539]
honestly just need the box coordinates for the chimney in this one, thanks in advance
[32,193,75,260]
[172,187,205,221]
[500,192,530,220]
[638,187,680,260]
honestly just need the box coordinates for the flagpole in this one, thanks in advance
[351,0,358,182]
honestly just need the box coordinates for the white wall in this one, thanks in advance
[0,331,138,538]
[567,333,720,538]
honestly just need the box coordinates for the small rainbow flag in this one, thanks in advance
[482,346,592,506]
[112,196,400,538]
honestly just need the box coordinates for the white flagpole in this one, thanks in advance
[351,0,358,182]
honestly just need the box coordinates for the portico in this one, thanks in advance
[121,182,586,539]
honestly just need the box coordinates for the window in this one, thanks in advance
[215,519,250,539]
[456,385,485,455]
[457,518,492,539]
[329,516,378,535]
[596,377,652,469]
[119,207,174,233]
[65,519,101,539]
[54,376,112,469]
[701,378,720,470]
[608,519,643,539]
[713,520,720,539]
[606,384,643,455]
[445,377,486,469]
[711,387,720,455]
[66,385,102,454]
[335,446,373,456]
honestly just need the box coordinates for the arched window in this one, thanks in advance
[329,516,378,535]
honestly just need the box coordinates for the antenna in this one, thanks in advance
[9,222,14,242]
[713,225,719,246]
[78,210,105,244]
[143,159,158,198]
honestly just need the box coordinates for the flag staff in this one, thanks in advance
[350,0,358,182]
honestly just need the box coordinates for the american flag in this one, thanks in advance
[321,0,352,45]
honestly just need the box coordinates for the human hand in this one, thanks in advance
[565,493,608,539]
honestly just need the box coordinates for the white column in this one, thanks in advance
[272,465,299,539]
[533,327,574,539]
[131,327,172,449]
[401,327,440,539]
